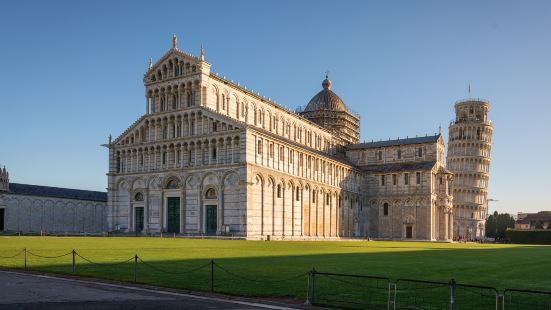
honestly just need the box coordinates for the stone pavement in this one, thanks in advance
[0,270,302,310]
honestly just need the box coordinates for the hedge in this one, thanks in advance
[506,229,551,244]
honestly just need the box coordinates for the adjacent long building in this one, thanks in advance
[106,36,491,241]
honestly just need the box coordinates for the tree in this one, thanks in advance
[485,212,515,239]
[534,221,544,229]
[485,214,496,238]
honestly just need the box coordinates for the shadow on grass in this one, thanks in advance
[0,244,550,309]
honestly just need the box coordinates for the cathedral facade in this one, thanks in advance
[106,36,491,241]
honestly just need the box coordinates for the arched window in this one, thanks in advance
[277,184,282,198]
[166,179,178,189]
[135,192,144,201]
[383,203,389,216]
[295,188,300,201]
[257,109,262,125]
[205,188,217,199]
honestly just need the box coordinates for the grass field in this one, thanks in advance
[0,236,550,305]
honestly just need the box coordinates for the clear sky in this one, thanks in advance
[1,0,549,215]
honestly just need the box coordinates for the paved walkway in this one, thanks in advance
[0,270,300,310]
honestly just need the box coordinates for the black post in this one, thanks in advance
[72,249,76,274]
[305,268,316,305]
[450,278,456,310]
[24,248,27,270]
[134,254,138,283]
[304,268,315,305]
[311,268,316,304]
[210,259,214,293]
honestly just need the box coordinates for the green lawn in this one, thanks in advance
[0,237,549,307]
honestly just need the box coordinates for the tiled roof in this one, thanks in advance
[8,183,107,202]
[358,161,436,173]
[517,213,551,224]
[348,134,441,150]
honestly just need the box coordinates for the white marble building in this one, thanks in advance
[106,36,491,241]
[0,166,107,233]
[447,99,493,240]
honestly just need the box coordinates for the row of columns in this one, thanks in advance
[255,138,358,191]
[448,158,490,173]
[146,88,196,114]
[117,138,240,173]
[449,125,492,142]
[124,113,236,146]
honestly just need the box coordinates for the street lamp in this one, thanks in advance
[486,198,499,219]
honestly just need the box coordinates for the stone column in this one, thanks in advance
[443,209,449,241]
[144,189,150,233]
[180,145,185,168]
[195,143,199,166]
[448,210,454,241]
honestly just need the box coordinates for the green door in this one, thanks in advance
[134,207,144,233]
[206,205,217,235]
[406,226,413,239]
[167,197,180,233]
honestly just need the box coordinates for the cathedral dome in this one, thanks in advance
[304,75,349,113]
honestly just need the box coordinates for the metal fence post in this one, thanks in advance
[24,248,27,270]
[134,254,138,283]
[304,268,316,305]
[388,281,397,310]
[304,268,313,305]
[72,249,76,274]
[450,278,456,310]
[210,259,215,293]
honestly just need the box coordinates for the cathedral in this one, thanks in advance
[106,36,493,241]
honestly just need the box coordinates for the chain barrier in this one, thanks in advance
[503,288,551,310]
[322,273,391,291]
[1,248,551,309]
[0,249,25,259]
[309,270,391,310]
[26,250,73,259]
[214,262,307,284]
[137,257,210,275]
[75,252,135,266]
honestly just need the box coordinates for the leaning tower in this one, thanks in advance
[447,99,493,240]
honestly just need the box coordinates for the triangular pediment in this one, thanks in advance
[112,106,245,147]
[144,47,209,83]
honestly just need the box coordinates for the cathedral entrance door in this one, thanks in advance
[167,197,180,234]
[406,225,413,239]
[134,207,144,233]
[206,205,217,235]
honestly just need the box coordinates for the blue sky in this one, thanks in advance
[0,0,549,215]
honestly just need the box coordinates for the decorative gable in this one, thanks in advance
[143,36,210,84]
